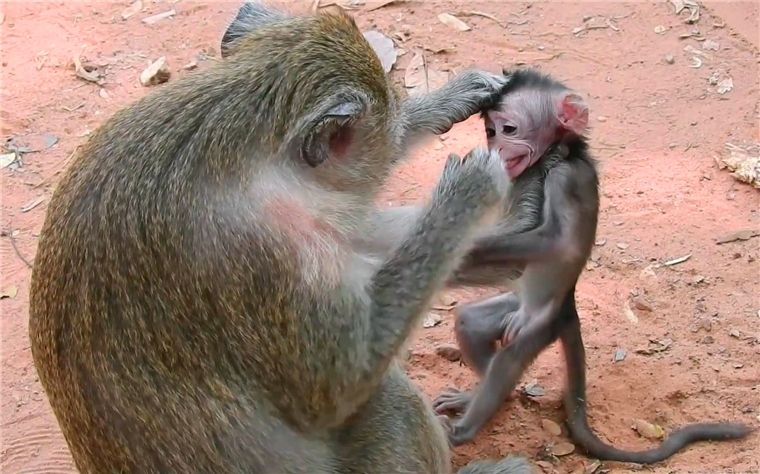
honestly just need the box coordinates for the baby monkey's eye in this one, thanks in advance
[485,128,496,138]
[502,125,517,135]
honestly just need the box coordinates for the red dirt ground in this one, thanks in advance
[1,2,758,473]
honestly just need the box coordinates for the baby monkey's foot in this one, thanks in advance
[432,387,473,415]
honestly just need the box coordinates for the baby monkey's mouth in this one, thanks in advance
[505,154,527,171]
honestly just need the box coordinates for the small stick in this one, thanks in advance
[6,227,33,268]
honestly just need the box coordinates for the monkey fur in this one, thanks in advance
[28,4,537,474]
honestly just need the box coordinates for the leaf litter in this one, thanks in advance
[718,143,760,189]
[363,30,397,73]
[438,13,471,32]
[404,52,449,96]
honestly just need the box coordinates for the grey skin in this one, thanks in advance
[368,69,755,464]
[28,4,535,474]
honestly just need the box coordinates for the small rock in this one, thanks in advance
[729,328,741,339]
[597,116,607,122]
[595,238,607,246]
[654,25,666,34]
[664,54,675,64]
[692,275,705,284]
[99,88,109,99]
[434,343,461,362]
[691,318,712,333]
[633,419,664,439]
[733,362,744,369]
[699,335,715,344]
[632,295,653,312]
[422,313,442,328]
[140,57,171,87]
[182,60,198,71]
[535,461,553,473]
[613,348,627,362]
[616,242,629,250]
[524,382,546,397]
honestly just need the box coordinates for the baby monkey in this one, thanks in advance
[433,69,754,464]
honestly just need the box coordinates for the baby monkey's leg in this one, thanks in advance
[456,292,521,374]
[432,293,521,415]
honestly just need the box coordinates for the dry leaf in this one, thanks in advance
[424,45,454,54]
[20,196,46,213]
[73,53,100,83]
[584,460,602,474]
[635,338,673,355]
[717,229,760,244]
[422,312,442,328]
[438,13,471,32]
[633,419,664,439]
[366,0,405,11]
[455,10,505,27]
[121,0,143,20]
[434,343,461,362]
[702,39,720,51]
[404,53,449,96]
[142,10,175,25]
[550,442,575,456]
[664,254,691,266]
[623,300,638,324]
[0,152,17,169]
[318,4,346,16]
[0,286,19,299]
[363,30,397,73]
[535,461,553,473]
[541,419,562,436]
[5,134,58,154]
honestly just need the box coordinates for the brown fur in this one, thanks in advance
[29,6,532,474]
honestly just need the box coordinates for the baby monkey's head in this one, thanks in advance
[482,68,589,179]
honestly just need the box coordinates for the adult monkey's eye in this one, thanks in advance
[485,127,496,138]
[502,125,517,135]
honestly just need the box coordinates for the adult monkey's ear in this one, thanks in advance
[300,101,365,168]
[220,2,289,58]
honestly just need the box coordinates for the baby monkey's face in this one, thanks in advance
[484,87,588,179]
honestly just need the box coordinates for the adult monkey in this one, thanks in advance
[28,3,534,474]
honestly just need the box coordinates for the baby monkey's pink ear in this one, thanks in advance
[558,92,589,135]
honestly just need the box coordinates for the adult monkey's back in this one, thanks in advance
[28,4,534,474]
